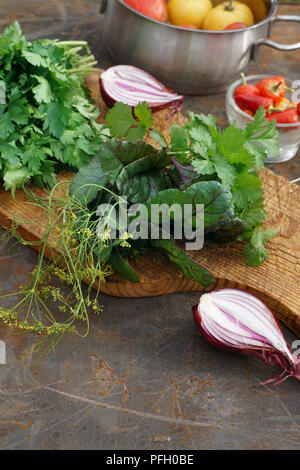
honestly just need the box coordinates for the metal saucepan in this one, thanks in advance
[100,0,300,95]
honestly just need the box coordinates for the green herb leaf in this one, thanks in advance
[151,238,215,287]
[242,227,278,267]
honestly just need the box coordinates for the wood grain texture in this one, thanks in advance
[0,71,299,336]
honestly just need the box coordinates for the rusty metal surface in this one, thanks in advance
[0,0,300,450]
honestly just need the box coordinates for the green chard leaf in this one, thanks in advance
[96,139,171,203]
[70,156,107,205]
[109,249,140,283]
[151,238,215,287]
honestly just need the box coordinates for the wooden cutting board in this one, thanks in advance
[0,71,299,337]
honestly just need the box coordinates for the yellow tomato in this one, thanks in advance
[168,0,213,28]
[241,0,267,23]
[203,1,254,31]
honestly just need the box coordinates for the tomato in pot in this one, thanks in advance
[224,22,248,30]
[178,24,199,29]
[167,0,213,28]
[123,0,168,23]
[203,0,254,31]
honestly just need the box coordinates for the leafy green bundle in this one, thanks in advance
[71,102,279,286]
[0,22,108,194]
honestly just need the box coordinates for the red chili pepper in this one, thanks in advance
[235,94,273,114]
[239,106,255,117]
[267,108,299,125]
[272,97,297,112]
[256,76,287,101]
[234,74,260,99]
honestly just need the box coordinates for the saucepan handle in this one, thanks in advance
[252,15,300,60]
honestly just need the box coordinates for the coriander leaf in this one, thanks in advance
[76,137,95,155]
[226,147,256,169]
[245,106,280,161]
[45,102,70,138]
[169,125,189,150]
[244,143,267,173]
[211,154,236,188]
[134,102,153,130]
[242,227,277,267]
[3,167,31,196]
[9,102,30,125]
[190,112,217,129]
[0,142,21,168]
[22,50,48,67]
[60,130,75,145]
[106,102,146,142]
[189,124,214,158]
[32,76,53,104]
[22,146,45,173]
[232,170,263,209]
[124,125,147,142]
[192,159,215,176]
[72,96,99,120]
[149,129,167,148]
[0,21,23,47]
[0,113,14,139]
[239,197,266,230]
[217,126,245,156]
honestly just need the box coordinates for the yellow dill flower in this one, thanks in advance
[120,240,131,248]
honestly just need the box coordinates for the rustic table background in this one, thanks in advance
[0,0,299,451]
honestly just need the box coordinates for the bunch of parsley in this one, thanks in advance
[101,102,279,268]
[0,22,108,195]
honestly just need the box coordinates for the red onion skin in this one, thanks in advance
[192,290,300,385]
[99,77,184,114]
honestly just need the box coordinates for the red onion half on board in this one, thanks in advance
[193,289,300,385]
[100,65,184,112]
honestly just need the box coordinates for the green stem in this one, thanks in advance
[58,41,88,47]
[76,54,96,63]
[241,73,247,86]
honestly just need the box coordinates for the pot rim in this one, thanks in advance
[117,0,277,33]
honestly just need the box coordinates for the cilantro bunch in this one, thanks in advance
[0,22,108,194]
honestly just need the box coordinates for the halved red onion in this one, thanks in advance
[193,289,300,386]
[100,65,184,112]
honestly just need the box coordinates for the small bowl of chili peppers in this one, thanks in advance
[226,74,300,163]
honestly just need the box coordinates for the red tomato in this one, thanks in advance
[224,23,248,30]
[123,0,168,22]
[178,24,199,29]
[297,102,300,116]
